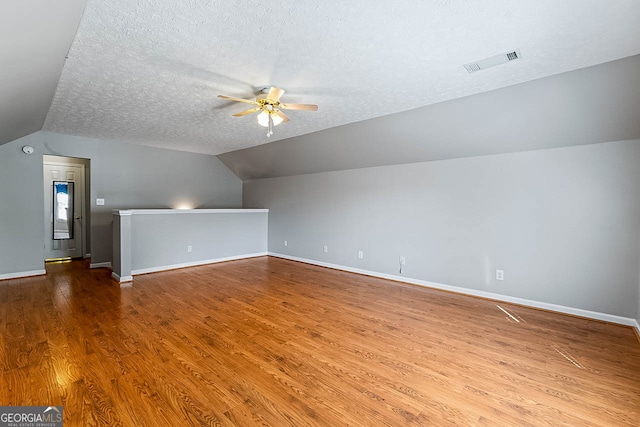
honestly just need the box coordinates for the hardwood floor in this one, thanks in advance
[1,257,639,426]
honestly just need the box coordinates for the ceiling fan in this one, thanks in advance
[218,87,318,137]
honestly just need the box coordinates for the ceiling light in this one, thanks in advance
[257,110,284,127]
[256,108,285,137]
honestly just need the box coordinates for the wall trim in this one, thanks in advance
[0,269,47,281]
[90,262,112,269]
[269,252,638,328]
[131,252,268,276]
[632,320,640,342]
[111,272,133,283]
[114,208,268,215]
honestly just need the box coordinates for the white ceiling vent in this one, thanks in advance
[464,49,522,73]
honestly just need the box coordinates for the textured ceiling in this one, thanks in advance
[220,55,640,180]
[41,0,640,156]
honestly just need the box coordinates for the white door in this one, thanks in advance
[44,163,84,260]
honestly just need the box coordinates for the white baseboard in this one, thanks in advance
[632,320,640,339]
[111,272,133,284]
[269,252,638,328]
[83,253,91,259]
[0,269,46,281]
[131,252,268,276]
[90,262,112,269]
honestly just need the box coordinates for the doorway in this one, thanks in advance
[43,156,90,261]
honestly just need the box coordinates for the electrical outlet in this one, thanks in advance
[284,240,288,247]
[323,245,328,253]
[399,256,406,266]
[96,198,105,206]
[187,245,192,253]
[496,269,504,280]
[358,250,363,259]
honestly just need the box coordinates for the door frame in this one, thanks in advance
[43,155,91,260]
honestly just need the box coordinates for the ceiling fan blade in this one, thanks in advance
[232,107,262,117]
[274,110,290,123]
[218,95,259,105]
[280,103,318,111]
[267,87,285,102]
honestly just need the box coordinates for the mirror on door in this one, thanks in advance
[53,181,74,240]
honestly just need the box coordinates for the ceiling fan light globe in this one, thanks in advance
[272,114,284,126]
[257,110,284,127]
[257,111,269,127]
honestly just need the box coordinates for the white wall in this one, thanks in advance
[0,131,242,277]
[244,140,640,319]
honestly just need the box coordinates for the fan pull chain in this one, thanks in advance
[267,113,274,137]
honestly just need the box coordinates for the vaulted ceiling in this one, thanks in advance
[0,0,86,146]
[219,55,640,180]
[1,1,640,164]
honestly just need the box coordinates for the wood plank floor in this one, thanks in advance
[1,257,639,426]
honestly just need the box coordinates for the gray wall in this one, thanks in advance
[0,131,242,276]
[244,140,640,319]
[0,136,45,274]
[129,211,267,272]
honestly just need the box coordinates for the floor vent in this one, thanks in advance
[464,49,522,73]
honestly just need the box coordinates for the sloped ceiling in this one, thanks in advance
[219,55,640,180]
[1,0,639,165]
[0,0,86,146]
